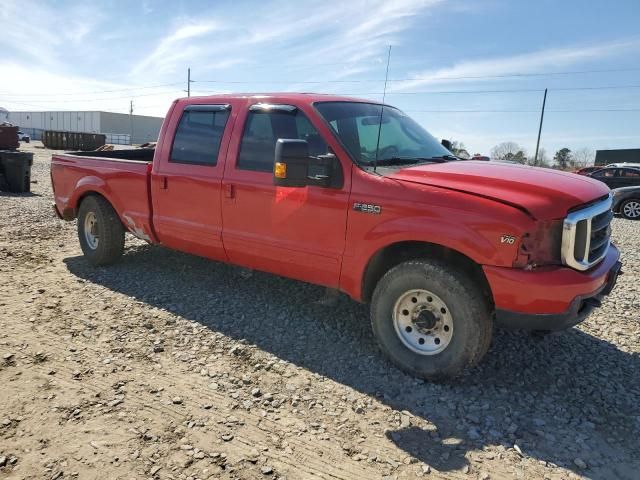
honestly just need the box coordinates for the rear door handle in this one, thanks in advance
[159,176,168,189]
[224,183,235,198]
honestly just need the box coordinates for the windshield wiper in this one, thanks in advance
[365,155,456,167]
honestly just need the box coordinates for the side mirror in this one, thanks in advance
[274,139,310,187]
[441,139,452,151]
[273,139,341,188]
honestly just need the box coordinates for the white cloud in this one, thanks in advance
[132,21,224,77]
[0,62,180,116]
[130,0,440,88]
[392,38,640,90]
[0,0,105,67]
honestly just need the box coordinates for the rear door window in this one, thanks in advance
[170,106,230,166]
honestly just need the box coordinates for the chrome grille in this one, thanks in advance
[561,195,612,271]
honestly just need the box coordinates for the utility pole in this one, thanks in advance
[534,88,547,164]
[187,67,191,97]
[129,100,134,145]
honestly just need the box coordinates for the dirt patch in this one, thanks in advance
[1,142,639,479]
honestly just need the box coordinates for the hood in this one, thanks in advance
[388,161,611,220]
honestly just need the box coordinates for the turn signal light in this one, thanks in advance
[274,162,287,178]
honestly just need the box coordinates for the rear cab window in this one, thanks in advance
[170,105,230,166]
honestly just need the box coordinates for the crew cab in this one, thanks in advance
[51,94,622,380]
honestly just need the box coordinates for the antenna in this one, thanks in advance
[534,88,547,164]
[373,45,392,173]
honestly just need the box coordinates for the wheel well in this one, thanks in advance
[361,241,494,305]
[74,192,120,223]
[75,192,106,217]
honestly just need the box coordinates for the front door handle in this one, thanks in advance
[159,176,168,190]
[224,183,235,198]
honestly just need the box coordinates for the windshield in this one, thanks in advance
[314,101,453,170]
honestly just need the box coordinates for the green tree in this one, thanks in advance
[554,148,572,170]
[491,142,527,163]
[505,150,528,164]
[529,147,550,167]
[450,140,470,159]
[572,147,595,168]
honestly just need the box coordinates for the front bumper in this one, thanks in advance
[484,245,621,331]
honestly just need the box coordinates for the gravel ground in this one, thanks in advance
[1,142,639,480]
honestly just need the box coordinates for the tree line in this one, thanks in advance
[448,141,595,170]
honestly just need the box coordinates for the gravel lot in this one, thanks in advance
[1,143,639,480]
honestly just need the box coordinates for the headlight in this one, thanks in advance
[513,219,563,269]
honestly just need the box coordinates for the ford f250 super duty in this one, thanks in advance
[51,94,622,380]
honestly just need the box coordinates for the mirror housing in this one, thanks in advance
[274,139,309,187]
[273,139,341,188]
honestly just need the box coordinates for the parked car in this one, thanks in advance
[605,162,640,168]
[17,131,30,143]
[574,166,600,175]
[612,186,640,219]
[50,93,621,380]
[588,166,640,189]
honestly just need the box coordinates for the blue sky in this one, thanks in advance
[1,0,639,157]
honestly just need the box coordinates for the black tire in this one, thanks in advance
[77,195,125,266]
[620,198,640,220]
[371,260,493,381]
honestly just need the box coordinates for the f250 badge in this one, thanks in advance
[353,202,382,215]
[500,234,516,245]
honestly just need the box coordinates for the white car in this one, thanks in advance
[17,131,30,143]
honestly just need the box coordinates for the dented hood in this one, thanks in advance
[388,161,610,220]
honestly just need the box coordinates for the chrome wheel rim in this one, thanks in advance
[623,201,640,219]
[392,289,454,355]
[84,212,99,249]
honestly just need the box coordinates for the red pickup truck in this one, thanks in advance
[51,93,621,380]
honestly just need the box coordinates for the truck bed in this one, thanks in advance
[51,151,155,242]
[63,149,155,162]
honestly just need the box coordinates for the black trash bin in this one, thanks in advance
[0,151,34,193]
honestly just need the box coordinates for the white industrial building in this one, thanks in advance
[5,110,164,145]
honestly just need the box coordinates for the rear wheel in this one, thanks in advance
[77,195,125,265]
[370,260,492,380]
[621,199,640,220]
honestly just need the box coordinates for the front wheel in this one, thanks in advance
[77,195,125,265]
[370,260,493,380]
[620,199,640,220]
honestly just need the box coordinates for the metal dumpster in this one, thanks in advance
[42,130,106,151]
[0,125,19,150]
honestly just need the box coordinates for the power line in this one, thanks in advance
[359,84,640,95]
[0,90,182,103]
[4,84,639,105]
[405,108,640,113]
[0,64,637,100]
[192,67,640,84]
[389,67,640,82]
[0,83,183,97]
[2,76,638,101]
